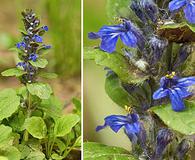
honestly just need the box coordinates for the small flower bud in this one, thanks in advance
[149,36,168,63]
[174,44,193,68]
[176,139,192,160]
[130,1,147,23]
[140,0,158,23]
[153,129,174,159]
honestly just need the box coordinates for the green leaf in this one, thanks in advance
[18,145,31,159]
[25,150,45,160]
[51,154,64,160]
[39,96,63,120]
[27,83,52,99]
[150,101,195,135]
[74,136,81,147]
[9,111,25,132]
[55,139,66,153]
[0,89,20,121]
[29,58,48,68]
[106,0,131,21]
[84,47,145,83]
[105,74,139,108]
[84,142,138,160]
[0,125,12,147]
[1,68,26,77]
[0,156,8,160]
[54,114,80,137]
[0,146,21,160]
[158,22,195,42]
[72,98,81,113]
[24,117,47,139]
[38,72,58,79]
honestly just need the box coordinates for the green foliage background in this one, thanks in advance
[83,0,131,150]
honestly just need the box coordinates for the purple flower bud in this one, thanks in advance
[42,26,48,31]
[130,1,147,23]
[149,36,168,63]
[140,0,158,23]
[16,42,26,49]
[32,35,43,43]
[176,139,191,160]
[17,62,27,70]
[153,129,174,159]
[174,44,193,68]
[45,45,51,49]
[29,54,38,62]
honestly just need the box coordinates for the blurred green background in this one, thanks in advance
[84,0,130,150]
[0,0,81,109]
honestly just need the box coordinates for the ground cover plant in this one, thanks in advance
[0,9,81,160]
[84,0,195,159]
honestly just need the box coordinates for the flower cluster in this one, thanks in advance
[88,0,195,159]
[16,9,51,84]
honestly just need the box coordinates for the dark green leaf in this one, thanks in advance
[105,74,138,108]
[1,68,26,77]
[150,101,195,135]
[84,142,138,160]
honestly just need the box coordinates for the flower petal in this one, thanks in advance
[125,122,140,134]
[173,87,192,98]
[153,87,168,100]
[168,89,185,111]
[184,2,195,24]
[169,0,186,12]
[177,76,195,87]
[100,35,119,53]
[98,25,124,36]
[96,115,129,132]
[88,32,100,39]
[120,31,137,48]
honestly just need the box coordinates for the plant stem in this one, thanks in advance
[23,90,32,142]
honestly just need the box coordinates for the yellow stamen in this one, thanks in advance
[165,72,176,79]
[125,105,133,113]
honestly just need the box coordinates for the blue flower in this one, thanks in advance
[169,0,195,24]
[153,72,195,111]
[88,20,144,53]
[96,113,141,143]
[29,54,38,62]
[32,35,43,43]
[42,26,48,31]
[17,62,27,69]
[16,42,26,49]
[44,45,51,49]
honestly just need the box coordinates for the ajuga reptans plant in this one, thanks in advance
[84,0,195,159]
[0,9,81,160]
